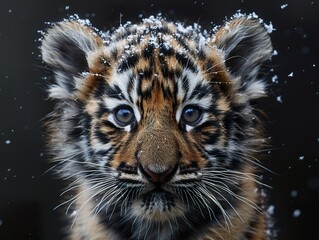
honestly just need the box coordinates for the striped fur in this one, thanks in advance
[41,14,273,240]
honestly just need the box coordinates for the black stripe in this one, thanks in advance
[228,151,243,170]
[189,83,210,100]
[206,105,220,116]
[204,59,215,73]
[97,105,110,119]
[94,79,124,101]
[94,78,108,98]
[112,27,136,42]
[102,120,121,131]
[67,111,83,140]
[159,39,175,56]
[201,132,220,146]
[197,49,206,60]
[110,47,119,59]
[204,148,228,162]
[173,33,194,56]
[223,111,233,143]
[107,84,124,100]
[232,103,246,113]
[117,53,139,73]
[126,73,135,103]
[81,112,92,137]
[181,75,190,96]
[94,149,112,157]
[196,119,220,131]
[161,63,180,80]
[233,116,250,141]
[104,144,121,166]
[94,128,110,145]
[243,210,263,239]
[91,148,112,164]
[175,52,197,72]
[161,83,174,100]
[69,125,82,140]
[137,78,155,100]
[142,42,156,59]
[138,67,153,80]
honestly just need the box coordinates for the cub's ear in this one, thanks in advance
[215,17,273,95]
[41,20,103,99]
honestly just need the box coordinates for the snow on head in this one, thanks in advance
[264,21,275,33]
[230,11,275,33]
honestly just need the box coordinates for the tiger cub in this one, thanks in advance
[41,13,273,240]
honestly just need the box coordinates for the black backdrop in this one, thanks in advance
[0,0,318,239]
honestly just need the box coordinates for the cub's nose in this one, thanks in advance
[139,164,178,184]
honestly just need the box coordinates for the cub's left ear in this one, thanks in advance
[215,17,273,83]
[41,20,103,99]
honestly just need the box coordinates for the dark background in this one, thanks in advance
[0,0,318,239]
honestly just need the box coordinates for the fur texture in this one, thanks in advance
[41,14,273,240]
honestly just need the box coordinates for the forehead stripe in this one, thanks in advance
[175,52,197,73]
[117,53,139,73]
[189,83,211,100]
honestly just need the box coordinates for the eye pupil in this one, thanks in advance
[115,107,134,126]
[182,106,201,125]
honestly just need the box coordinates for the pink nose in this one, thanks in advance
[140,165,177,184]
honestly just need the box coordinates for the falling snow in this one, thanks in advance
[0,7,316,240]
[272,75,279,84]
[276,96,283,103]
[267,205,275,215]
[298,156,305,161]
[293,209,301,218]
[290,190,298,198]
[71,210,77,217]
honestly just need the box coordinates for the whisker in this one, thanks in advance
[234,151,276,174]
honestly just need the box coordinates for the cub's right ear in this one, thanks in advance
[41,20,103,99]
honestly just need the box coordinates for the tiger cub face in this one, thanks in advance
[41,14,272,239]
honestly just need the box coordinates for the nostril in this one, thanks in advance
[142,167,161,183]
[139,164,178,184]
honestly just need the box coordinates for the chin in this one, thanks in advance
[130,189,185,222]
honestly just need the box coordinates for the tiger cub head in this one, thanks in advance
[41,14,272,232]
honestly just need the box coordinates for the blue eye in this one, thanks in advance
[114,107,135,126]
[182,106,202,126]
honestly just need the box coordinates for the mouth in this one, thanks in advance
[142,187,175,205]
[131,187,178,219]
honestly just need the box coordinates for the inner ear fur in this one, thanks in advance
[215,17,273,82]
[41,20,103,75]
